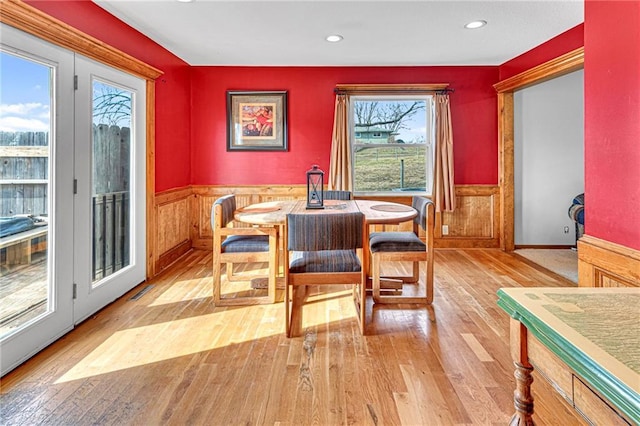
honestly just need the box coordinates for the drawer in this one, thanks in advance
[574,376,630,425]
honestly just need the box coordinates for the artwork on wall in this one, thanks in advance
[226,91,288,151]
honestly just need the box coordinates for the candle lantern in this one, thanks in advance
[306,165,324,209]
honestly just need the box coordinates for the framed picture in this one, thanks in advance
[226,90,288,151]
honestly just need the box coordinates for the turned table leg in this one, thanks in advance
[510,361,535,425]
[509,318,535,425]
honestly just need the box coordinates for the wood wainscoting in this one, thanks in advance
[189,185,306,251]
[151,184,500,276]
[577,235,640,288]
[436,185,500,248]
[154,187,192,273]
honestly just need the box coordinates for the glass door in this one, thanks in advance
[0,26,147,375]
[0,24,75,375]
[73,56,146,322]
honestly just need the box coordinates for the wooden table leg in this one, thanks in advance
[510,318,535,425]
[510,361,535,425]
[362,223,371,285]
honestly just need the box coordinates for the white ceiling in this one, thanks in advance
[94,0,584,66]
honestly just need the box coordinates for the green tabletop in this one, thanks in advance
[497,287,640,423]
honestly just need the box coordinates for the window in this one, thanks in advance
[350,95,435,195]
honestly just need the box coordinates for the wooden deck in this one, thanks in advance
[0,249,587,425]
[0,254,47,336]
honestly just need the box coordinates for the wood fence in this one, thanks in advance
[0,131,49,216]
[93,124,130,194]
[93,191,129,280]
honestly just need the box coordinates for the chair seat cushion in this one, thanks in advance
[369,232,425,253]
[222,235,269,253]
[289,250,361,273]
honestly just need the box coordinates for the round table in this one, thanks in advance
[234,199,417,226]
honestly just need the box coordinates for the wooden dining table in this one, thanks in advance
[234,199,417,227]
[234,199,418,286]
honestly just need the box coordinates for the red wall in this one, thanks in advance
[499,24,584,80]
[191,66,499,185]
[27,0,192,192]
[584,0,640,250]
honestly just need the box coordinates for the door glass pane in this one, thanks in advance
[91,80,132,285]
[0,51,52,337]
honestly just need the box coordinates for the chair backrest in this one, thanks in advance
[287,212,364,252]
[212,194,236,229]
[324,190,352,200]
[412,196,435,231]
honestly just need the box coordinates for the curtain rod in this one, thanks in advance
[334,84,452,95]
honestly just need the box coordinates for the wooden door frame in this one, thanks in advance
[0,0,163,278]
[493,48,584,251]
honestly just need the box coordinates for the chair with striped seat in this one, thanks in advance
[211,194,278,305]
[283,212,366,337]
[369,196,435,304]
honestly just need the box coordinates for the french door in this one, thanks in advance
[72,56,146,322]
[0,25,146,375]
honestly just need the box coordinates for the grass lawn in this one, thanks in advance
[354,145,426,192]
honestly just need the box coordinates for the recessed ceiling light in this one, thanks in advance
[176,0,193,3]
[326,34,343,43]
[465,20,487,29]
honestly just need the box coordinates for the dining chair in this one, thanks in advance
[283,212,366,337]
[323,190,352,200]
[211,194,278,305]
[369,196,435,304]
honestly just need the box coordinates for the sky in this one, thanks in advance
[1,51,132,131]
[0,51,51,132]
[393,101,428,143]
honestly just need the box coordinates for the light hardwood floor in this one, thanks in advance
[0,249,586,425]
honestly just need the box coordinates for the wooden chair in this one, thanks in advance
[283,212,366,337]
[369,196,435,304]
[323,190,352,200]
[211,194,278,305]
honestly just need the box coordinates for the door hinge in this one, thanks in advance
[73,179,78,194]
[74,75,78,90]
[73,283,77,299]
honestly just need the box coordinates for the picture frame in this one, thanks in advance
[226,90,288,151]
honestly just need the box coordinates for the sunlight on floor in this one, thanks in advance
[54,307,279,383]
[55,286,360,384]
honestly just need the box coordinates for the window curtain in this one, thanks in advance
[434,93,455,212]
[328,94,352,191]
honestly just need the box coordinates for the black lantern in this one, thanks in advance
[306,165,324,209]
